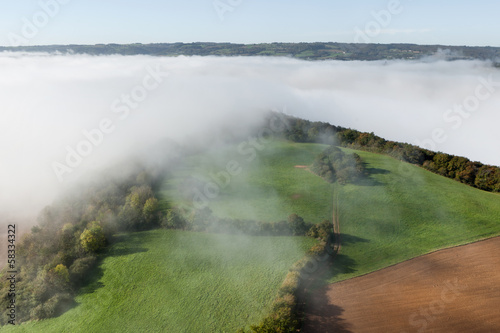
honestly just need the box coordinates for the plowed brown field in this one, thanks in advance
[303,236,500,333]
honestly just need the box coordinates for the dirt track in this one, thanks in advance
[302,236,500,333]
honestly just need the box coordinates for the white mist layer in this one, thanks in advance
[1,52,499,216]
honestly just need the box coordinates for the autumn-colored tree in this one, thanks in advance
[80,221,106,253]
[475,166,499,191]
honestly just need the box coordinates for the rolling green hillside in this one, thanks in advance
[162,141,334,224]
[329,148,500,282]
[163,141,500,284]
[3,230,316,332]
[5,140,500,332]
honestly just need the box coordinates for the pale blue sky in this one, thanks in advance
[0,0,498,46]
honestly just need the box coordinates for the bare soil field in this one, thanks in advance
[303,236,500,333]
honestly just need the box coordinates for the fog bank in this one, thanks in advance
[1,52,499,217]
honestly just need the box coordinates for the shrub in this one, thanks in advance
[307,220,332,241]
[307,243,326,256]
[278,271,300,297]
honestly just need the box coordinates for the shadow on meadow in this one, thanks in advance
[77,233,149,296]
[354,166,390,187]
[300,233,369,333]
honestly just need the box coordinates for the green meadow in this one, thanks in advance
[162,141,335,224]
[328,148,500,282]
[162,141,500,284]
[3,230,316,333]
[5,141,500,332]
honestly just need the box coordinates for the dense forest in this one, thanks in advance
[2,42,500,61]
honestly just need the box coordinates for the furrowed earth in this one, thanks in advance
[303,236,500,333]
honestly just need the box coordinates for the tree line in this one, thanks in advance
[163,206,314,237]
[273,113,500,193]
[3,42,500,61]
[238,220,335,333]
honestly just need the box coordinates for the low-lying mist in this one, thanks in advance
[1,52,499,222]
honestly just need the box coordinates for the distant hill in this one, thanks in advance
[2,42,500,61]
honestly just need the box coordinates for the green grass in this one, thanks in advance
[3,230,316,333]
[163,141,500,285]
[162,140,334,223]
[7,141,500,332]
[327,148,500,282]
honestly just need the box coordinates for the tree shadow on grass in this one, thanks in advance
[314,253,358,289]
[300,254,356,333]
[50,296,79,319]
[354,166,390,187]
[312,232,369,287]
[77,262,105,295]
[106,245,149,257]
[300,233,369,333]
[77,234,148,296]
[106,233,149,257]
[366,167,390,176]
[340,233,370,246]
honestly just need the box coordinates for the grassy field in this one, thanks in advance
[162,141,334,224]
[163,141,500,284]
[6,141,500,332]
[3,230,316,333]
[327,148,500,283]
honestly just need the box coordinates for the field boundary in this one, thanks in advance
[330,233,500,285]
